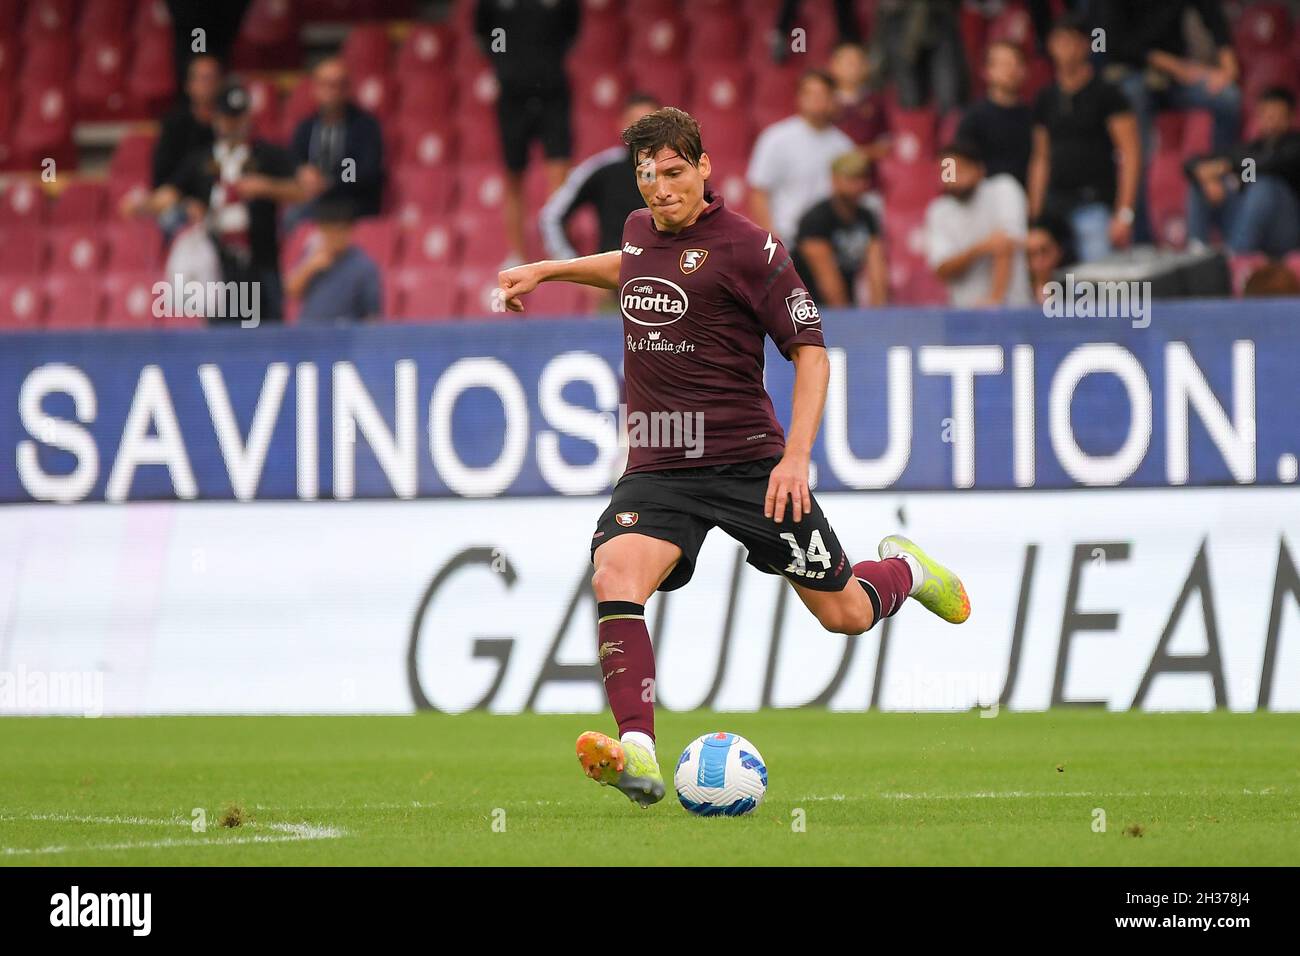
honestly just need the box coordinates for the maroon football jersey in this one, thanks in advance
[618,192,826,475]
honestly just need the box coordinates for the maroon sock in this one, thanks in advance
[853,558,913,625]
[596,601,655,741]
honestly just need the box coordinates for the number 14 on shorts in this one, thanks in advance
[781,530,833,580]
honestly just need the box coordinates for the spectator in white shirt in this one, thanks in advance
[747,70,856,243]
[924,140,1032,308]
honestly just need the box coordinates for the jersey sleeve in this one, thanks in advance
[730,230,826,359]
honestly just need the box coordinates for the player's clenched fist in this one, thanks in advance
[497,263,545,312]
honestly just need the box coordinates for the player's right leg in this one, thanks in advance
[577,533,682,808]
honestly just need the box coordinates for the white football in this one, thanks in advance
[674,732,767,816]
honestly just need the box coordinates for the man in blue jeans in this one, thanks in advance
[1184,87,1300,257]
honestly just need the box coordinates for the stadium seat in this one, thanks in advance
[281,74,319,142]
[389,265,460,320]
[0,179,47,225]
[19,34,76,86]
[0,276,44,330]
[22,0,77,38]
[456,210,512,267]
[77,0,133,41]
[244,76,284,143]
[396,22,458,73]
[883,205,947,306]
[395,118,456,169]
[569,65,631,118]
[10,82,75,171]
[42,274,102,328]
[102,220,164,272]
[1229,252,1272,295]
[690,64,752,114]
[629,15,686,61]
[280,221,321,278]
[877,155,939,209]
[715,170,750,211]
[456,63,500,124]
[455,112,503,164]
[890,108,938,164]
[341,23,392,79]
[1242,50,1299,103]
[986,1,1036,52]
[630,57,689,109]
[0,36,18,90]
[47,226,106,275]
[686,11,748,62]
[391,166,457,221]
[521,280,588,316]
[398,219,457,268]
[1235,2,1293,59]
[109,130,157,183]
[353,73,398,124]
[456,164,509,217]
[751,65,802,131]
[691,109,755,167]
[1147,152,1189,249]
[232,0,301,69]
[102,271,161,328]
[570,5,626,68]
[125,23,175,115]
[457,266,506,318]
[50,179,107,224]
[74,35,132,120]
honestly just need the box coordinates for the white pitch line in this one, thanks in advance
[0,812,345,857]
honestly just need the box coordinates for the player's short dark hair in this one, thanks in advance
[986,39,1026,62]
[1257,85,1296,110]
[798,69,836,93]
[939,139,983,165]
[624,90,661,111]
[622,106,704,167]
[1050,11,1090,39]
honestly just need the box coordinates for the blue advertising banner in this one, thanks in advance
[1,300,1296,502]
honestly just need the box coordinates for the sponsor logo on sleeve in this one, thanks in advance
[785,288,820,327]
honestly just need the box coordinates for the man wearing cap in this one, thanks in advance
[136,80,304,324]
[792,150,887,307]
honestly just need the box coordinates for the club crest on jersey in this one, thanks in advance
[679,249,709,275]
[615,512,639,527]
[785,288,820,326]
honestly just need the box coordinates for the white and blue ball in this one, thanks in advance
[674,732,767,816]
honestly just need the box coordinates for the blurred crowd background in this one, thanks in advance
[0,0,1298,329]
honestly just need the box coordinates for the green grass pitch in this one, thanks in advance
[1,710,1297,866]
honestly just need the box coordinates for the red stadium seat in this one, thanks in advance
[341,23,392,78]
[353,73,398,124]
[521,280,588,316]
[456,164,509,216]
[19,34,75,86]
[629,15,686,61]
[126,25,175,115]
[389,265,460,320]
[43,274,103,328]
[0,276,44,330]
[686,10,748,62]
[398,219,457,268]
[456,63,500,122]
[0,225,47,275]
[690,64,751,114]
[630,57,689,109]
[569,65,631,117]
[281,74,318,142]
[455,210,511,267]
[691,109,754,170]
[1147,152,1188,249]
[1235,2,1293,58]
[396,22,458,73]
[458,266,506,317]
[75,35,133,121]
[102,220,164,272]
[395,119,456,168]
[78,0,133,40]
[987,1,1036,52]
[890,108,938,164]
[391,170,457,223]
[51,179,108,224]
[22,0,77,38]
[751,65,801,131]
[0,36,19,89]
[0,179,47,225]
[1229,252,1271,295]
[11,83,75,170]
[109,130,157,183]
[397,69,456,115]
[570,5,626,68]
[455,112,503,164]
[883,205,947,306]
[877,156,939,210]
[47,226,105,275]
[280,221,320,276]
[1242,50,1300,104]
[244,76,284,143]
[715,170,750,211]
[102,271,161,328]
[232,0,301,69]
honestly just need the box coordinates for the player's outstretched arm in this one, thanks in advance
[497,251,621,312]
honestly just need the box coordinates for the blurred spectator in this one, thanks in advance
[1185,87,1300,257]
[871,0,967,114]
[957,41,1033,188]
[792,151,887,307]
[1028,15,1139,263]
[772,0,861,61]
[476,0,581,264]
[288,58,385,227]
[1096,0,1241,243]
[1242,261,1300,297]
[748,70,856,243]
[1026,213,1076,305]
[828,41,891,209]
[286,198,383,323]
[152,55,221,190]
[539,93,660,260]
[925,141,1031,308]
[134,82,303,323]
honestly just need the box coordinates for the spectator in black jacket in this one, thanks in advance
[288,58,385,227]
[1185,87,1300,256]
[476,0,580,264]
[539,93,659,261]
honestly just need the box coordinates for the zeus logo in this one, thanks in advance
[763,233,777,264]
[785,288,820,326]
